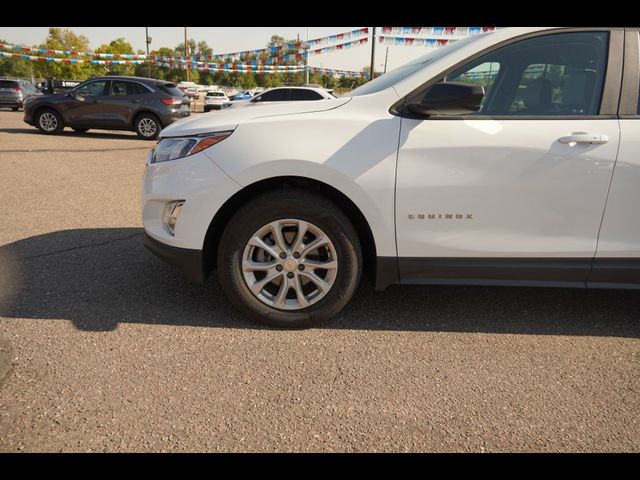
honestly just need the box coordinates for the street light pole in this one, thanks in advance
[304,27,310,84]
[184,26,189,82]
[383,46,389,74]
[145,27,151,78]
[369,27,377,80]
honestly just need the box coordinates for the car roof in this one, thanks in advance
[88,76,172,84]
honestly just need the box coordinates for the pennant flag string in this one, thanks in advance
[154,36,369,64]
[378,36,455,47]
[0,51,145,64]
[0,43,147,59]
[380,27,496,36]
[307,66,367,78]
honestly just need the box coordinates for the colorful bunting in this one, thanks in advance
[380,27,495,36]
[0,51,145,64]
[0,43,147,59]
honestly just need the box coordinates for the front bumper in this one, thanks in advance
[144,233,205,283]
[141,145,242,281]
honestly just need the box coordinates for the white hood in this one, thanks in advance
[161,97,352,137]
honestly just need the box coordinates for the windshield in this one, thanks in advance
[348,32,491,97]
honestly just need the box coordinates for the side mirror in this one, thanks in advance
[68,92,85,101]
[406,81,484,117]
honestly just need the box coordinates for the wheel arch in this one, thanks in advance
[133,109,163,128]
[33,104,63,122]
[202,175,387,288]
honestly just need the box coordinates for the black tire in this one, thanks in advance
[204,106,211,113]
[134,113,161,140]
[11,106,19,112]
[217,189,362,328]
[72,127,89,133]
[35,108,64,135]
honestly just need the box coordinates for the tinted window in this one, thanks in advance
[110,80,137,96]
[0,81,18,89]
[133,83,151,94]
[157,83,184,97]
[253,89,288,102]
[290,89,323,101]
[75,80,108,97]
[444,31,609,116]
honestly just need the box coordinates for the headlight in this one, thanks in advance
[152,130,233,164]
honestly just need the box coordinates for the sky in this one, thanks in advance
[0,26,443,72]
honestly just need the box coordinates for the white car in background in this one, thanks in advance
[203,91,231,112]
[142,27,639,328]
[248,86,336,104]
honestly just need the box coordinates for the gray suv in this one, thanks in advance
[23,76,191,139]
[0,79,41,111]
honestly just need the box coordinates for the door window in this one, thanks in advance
[252,89,288,102]
[75,80,108,97]
[290,89,324,100]
[443,31,609,116]
[110,81,137,96]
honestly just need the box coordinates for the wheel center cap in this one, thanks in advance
[283,259,297,272]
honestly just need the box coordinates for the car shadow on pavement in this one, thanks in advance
[1,228,639,337]
[0,127,142,141]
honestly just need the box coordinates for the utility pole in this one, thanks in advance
[305,27,310,84]
[145,27,151,78]
[184,26,189,82]
[383,46,389,74]
[369,27,377,80]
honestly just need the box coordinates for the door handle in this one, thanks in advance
[130,99,140,104]
[558,134,609,145]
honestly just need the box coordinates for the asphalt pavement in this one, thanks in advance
[0,110,638,452]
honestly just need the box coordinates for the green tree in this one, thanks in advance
[196,41,212,57]
[0,38,34,79]
[268,35,286,48]
[32,27,96,80]
[95,37,136,76]
[175,39,197,57]
[239,73,256,89]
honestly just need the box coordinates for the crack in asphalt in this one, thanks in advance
[23,232,144,261]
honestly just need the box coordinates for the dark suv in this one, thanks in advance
[23,76,191,139]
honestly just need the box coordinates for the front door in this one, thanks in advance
[65,79,110,128]
[395,30,622,285]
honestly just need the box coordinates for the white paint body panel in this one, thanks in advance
[142,90,402,255]
[396,119,620,257]
[141,26,638,276]
[596,119,640,257]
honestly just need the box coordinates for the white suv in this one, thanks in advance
[204,91,230,112]
[142,27,640,328]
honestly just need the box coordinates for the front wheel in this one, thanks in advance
[35,108,64,135]
[134,113,161,139]
[11,106,19,112]
[217,190,362,328]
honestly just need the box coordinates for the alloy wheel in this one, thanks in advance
[241,219,338,310]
